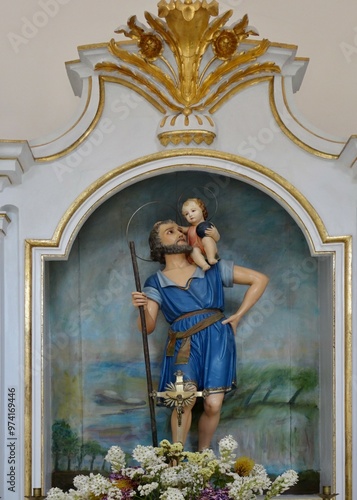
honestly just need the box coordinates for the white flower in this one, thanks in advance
[264,470,298,499]
[44,436,298,500]
[145,462,169,477]
[67,488,85,499]
[88,473,112,495]
[138,481,159,496]
[181,463,203,485]
[122,466,145,479]
[160,487,186,500]
[219,435,238,452]
[69,473,112,497]
[107,486,124,499]
[72,474,91,494]
[45,487,71,500]
[250,464,271,491]
[201,448,216,461]
[228,462,273,500]
[218,435,238,464]
[160,467,180,487]
[133,444,164,468]
[105,445,127,472]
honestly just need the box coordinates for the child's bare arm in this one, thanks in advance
[205,224,220,242]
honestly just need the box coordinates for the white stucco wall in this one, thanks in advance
[0,0,356,141]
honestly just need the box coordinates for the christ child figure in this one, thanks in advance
[180,198,220,271]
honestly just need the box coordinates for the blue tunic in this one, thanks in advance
[143,260,237,394]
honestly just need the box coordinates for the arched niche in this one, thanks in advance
[25,152,351,497]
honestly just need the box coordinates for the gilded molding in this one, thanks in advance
[25,1,350,162]
[34,74,167,163]
[338,134,357,170]
[280,79,344,145]
[33,72,352,163]
[158,130,216,146]
[103,75,166,114]
[269,78,340,159]
[24,148,353,249]
[35,77,104,163]
[24,240,33,497]
[209,75,272,113]
[0,212,11,236]
[344,234,353,498]
[32,78,94,150]
[24,149,352,498]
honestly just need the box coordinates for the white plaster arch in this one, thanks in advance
[26,152,351,497]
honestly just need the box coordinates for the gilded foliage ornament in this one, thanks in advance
[95,0,281,145]
[139,32,164,61]
[212,30,239,60]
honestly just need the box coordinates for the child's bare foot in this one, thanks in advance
[202,263,211,271]
[208,258,218,265]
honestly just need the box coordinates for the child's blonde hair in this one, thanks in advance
[182,198,208,220]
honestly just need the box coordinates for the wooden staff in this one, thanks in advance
[129,241,158,447]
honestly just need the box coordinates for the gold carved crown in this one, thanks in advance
[95,0,280,146]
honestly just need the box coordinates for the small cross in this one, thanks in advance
[152,370,208,443]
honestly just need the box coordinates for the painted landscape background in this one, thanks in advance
[47,170,320,492]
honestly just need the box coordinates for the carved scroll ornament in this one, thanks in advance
[95,0,281,146]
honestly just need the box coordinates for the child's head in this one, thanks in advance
[182,198,208,222]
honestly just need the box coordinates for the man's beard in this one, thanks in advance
[160,242,193,256]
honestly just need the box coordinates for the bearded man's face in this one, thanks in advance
[159,242,193,256]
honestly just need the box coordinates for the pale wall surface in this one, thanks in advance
[0,0,356,141]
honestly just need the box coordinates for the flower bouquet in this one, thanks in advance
[46,435,298,499]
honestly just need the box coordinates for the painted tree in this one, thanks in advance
[289,367,318,404]
[84,440,105,470]
[262,367,291,403]
[52,419,79,471]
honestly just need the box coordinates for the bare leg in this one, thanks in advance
[190,247,210,271]
[198,393,225,450]
[171,400,196,444]
[202,237,218,265]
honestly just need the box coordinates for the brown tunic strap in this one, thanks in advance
[166,309,224,364]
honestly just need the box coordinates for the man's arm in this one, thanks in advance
[222,265,269,333]
[131,292,159,334]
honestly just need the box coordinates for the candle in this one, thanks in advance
[322,485,331,495]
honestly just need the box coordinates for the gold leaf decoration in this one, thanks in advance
[95,1,280,113]
[94,0,282,145]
